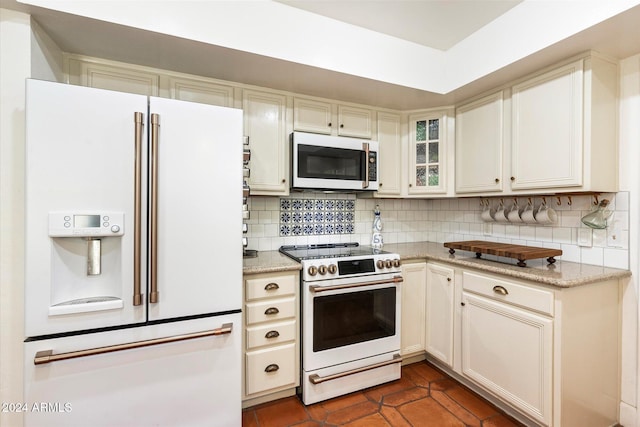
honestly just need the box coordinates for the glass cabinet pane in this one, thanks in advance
[428,165,439,186]
[428,142,439,163]
[428,119,439,140]
[416,143,426,164]
[416,166,426,186]
[416,120,427,141]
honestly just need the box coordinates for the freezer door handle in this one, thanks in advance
[149,113,160,304]
[33,323,234,365]
[133,112,144,306]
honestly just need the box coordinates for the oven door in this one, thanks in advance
[302,272,401,372]
[292,132,378,191]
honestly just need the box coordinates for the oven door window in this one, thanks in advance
[313,287,396,352]
[298,144,365,181]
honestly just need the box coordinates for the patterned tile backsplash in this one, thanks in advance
[279,197,355,236]
[246,192,630,270]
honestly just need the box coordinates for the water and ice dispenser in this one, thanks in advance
[47,212,125,316]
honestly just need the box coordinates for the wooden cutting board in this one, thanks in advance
[443,240,562,267]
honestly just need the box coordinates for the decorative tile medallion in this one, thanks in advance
[279,197,355,236]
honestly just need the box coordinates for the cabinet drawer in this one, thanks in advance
[462,271,554,316]
[246,343,296,395]
[246,320,296,350]
[245,273,296,301]
[245,297,296,325]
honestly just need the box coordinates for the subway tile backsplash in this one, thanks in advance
[246,192,630,269]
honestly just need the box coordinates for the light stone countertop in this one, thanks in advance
[384,241,631,288]
[243,250,302,275]
[243,241,631,288]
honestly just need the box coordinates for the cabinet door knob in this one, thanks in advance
[340,124,344,128]
[510,176,515,181]
[265,330,280,339]
[264,307,280,315]
[461,302,466,306]
[495,178,500,183]
[281,178,286,183]
[264,282,279,291]
[328,122,332,127]
[493,285,509,296]
[447,277,451,282]
[264,364,280,373]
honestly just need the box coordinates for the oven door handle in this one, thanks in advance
[309,354,402,385]
[309,275,403,293]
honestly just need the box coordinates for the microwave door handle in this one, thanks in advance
[362,142,369,189]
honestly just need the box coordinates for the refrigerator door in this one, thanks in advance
[147,97,243,321]
[24,313,242,427]
[25,80,148,337]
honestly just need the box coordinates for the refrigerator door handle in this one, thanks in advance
[133,112,144,306]
[33,323,234,365]
[149,113,160,304]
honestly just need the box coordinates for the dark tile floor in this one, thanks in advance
[242,360,526,426]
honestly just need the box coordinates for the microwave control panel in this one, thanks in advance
[49,212,125,237]
[368,151,377,181]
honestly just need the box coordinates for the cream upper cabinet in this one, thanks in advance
[167,76,235,107]
[455,91,505,194]
[337,105,373,138]
[293,98,333,135]
[67,57,159,96]
[408,109,453,196]
[376,112,402,196]
[243,89,289,196]
[425,263,455,368]
[293,97,374,139]
[510,55,618,192]
[400,261,426,357]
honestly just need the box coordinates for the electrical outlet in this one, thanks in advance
[578,228,593,247]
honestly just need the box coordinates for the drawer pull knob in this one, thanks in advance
[264,307,280,315]
[264,282,279,291]
[265,330,280,339]
[493,285,509,296]
[265,364,279,373]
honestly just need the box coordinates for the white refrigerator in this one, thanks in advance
[24,79,243,426]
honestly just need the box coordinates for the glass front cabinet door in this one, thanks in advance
[408,111,448,195]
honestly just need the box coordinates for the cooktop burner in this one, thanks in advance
[279,243,389,261]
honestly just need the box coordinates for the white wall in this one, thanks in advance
[618,52,640,427]
[0,8,30,427]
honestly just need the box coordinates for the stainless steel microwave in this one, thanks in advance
[291,132,379,191]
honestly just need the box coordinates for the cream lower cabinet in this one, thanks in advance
[243,271,300,405]
[457,269,620,427]
[400,261,426,357]
[425,262,455,367]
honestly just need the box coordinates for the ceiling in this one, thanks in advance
[3,0,640,110]
[275,0,523,51]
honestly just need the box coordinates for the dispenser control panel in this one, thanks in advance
[49,212,125,237]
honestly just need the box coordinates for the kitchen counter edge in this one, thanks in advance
[243,251,302,275]
[242,243,630,288]
[385,242,631,288]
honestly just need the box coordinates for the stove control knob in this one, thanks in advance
[318,265,327,275]
[328,264,337,274]
[376,260,385,269]
[385,259,392,269]
[308,266,318,276]
[393,259,401,268]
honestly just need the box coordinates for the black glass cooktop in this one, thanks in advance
[279,243,388,261]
